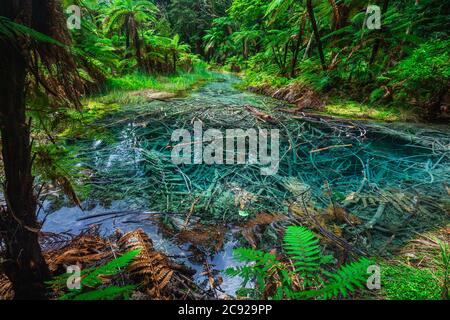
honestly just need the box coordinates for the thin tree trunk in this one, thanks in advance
[303,33,313,60]
[0,8,49,298]
[398,0,418,60]
[271,46,283,71]
[282,40,290,75]
[369,0,390,65]
[290,16,306,77]
[172,51,177,73]
[306,0,326,70]
[328,0,340,31]
[243,38,249,59]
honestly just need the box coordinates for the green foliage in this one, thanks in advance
[299,258,373,300]
[226,226,372,300]
[322,100,402,121]
[167,0,231,55]
[388,39,450,105]
[102,0,158,36]
[0,16,62,45]
[48,249,141,300]
[204,0,449,119]
[283,225,327,276]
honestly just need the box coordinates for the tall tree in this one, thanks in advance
[0,0,82,299]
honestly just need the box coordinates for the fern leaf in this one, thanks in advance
[81,249,141,288]
[298,258,372,299]
[283,226,323,274]
[232,247,277,266]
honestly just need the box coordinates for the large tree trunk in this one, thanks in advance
[0,1,50,300]
[306,0,326,70]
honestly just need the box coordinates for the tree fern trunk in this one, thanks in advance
[129,16,143,72]
[173,51,177,73]
[0,1,49,300]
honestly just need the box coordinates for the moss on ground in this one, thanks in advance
[380,262,442,300]
[320,100,412,122]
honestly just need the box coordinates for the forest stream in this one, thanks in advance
[41,74,450,297]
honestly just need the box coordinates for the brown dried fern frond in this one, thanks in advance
[117,229,173,298]
[44,228,113,273]
[0,274,13,300]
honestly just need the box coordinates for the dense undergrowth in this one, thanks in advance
[205,0,449,122]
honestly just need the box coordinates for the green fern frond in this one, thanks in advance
[283,226,323,274]
[232,247,277,266]
[227,226,371,300]
[82,249,142,288]
[56,249,141,300]
[226,248,279,291]
[0,16,63,46]
[298,258,372,300]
